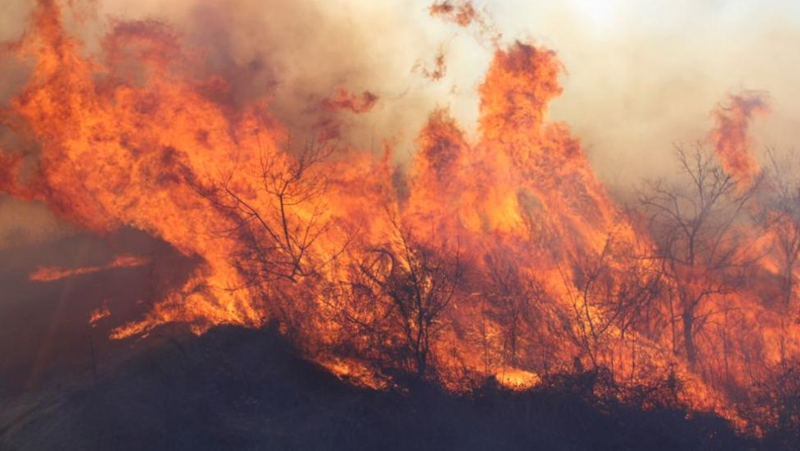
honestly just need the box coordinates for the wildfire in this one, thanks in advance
[1,0,798,434]
[29,254,150,282]
[89,304,111,326]
[495,368,540,391]
[712,91,770,189]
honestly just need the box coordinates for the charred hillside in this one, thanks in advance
[0,324,768,451]
[0,232,796,450]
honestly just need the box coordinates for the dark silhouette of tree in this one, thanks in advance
[639,145,758,367]
[183,140,348,341]
[357,220,462,379]
[762,149,800,362]
[482,252,551,370]
[752,359,800,449]
[213,141,335,285]
[560,223,663,373]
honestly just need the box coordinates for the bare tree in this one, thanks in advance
[357,221,463,379]
[560,224,663,373]
[319,248,401,375]
[217,141,334,284]
[763,149,800,310]
[484,253,533,368]
[177,139,350,342]
[482,251,571,375]
[185,140,343,294]
[760,148,800,363]
[639,145,758,367]
[749,358,800,446]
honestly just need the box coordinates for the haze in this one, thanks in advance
[1,0,798,248]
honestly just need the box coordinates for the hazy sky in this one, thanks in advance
[1,0,798,247]
[488,0,800,187]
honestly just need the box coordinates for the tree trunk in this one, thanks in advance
[682,310,697,366]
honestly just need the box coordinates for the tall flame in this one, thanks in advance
[711,91,769,189]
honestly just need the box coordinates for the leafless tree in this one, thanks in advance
[179,139,350,342]
[763,149,800,312]
[356,220,463,379]
[216,141,335,284]
[482,251,569,375]
[759,148,800,363]
[560,224,663,373]
[749,358,800,445]
[484,253,532,368]
[639,145,759,367]
[319,248,400,374]
[186,139,345,293]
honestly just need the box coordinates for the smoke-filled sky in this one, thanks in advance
[1,0,798,248]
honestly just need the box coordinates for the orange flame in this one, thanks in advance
[29,254,150,282]
[0,0,798,432]
[89,304,111,326]
[711,91,769,188]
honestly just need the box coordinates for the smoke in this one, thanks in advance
[0,0,509,153]
[3,0,799,170]
[487,0,800,188]
[0,0,490,248]
[78,0,487,151]
[0,3,53,251]
[0,196,72,250]
[1,0,799,247]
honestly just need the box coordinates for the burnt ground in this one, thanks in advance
[0,229,191,396]
[0,231,789,451]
